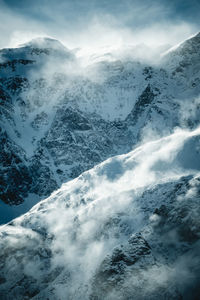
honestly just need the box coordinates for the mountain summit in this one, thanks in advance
[19,37,68,51]
[162,31,200,70]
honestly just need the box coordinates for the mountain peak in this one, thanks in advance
[182,31,200,46]
[192,31,200,39]
[161,30,200,60]
[19,37,67,51]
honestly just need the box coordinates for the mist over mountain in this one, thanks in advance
[0,28,200,299]
[1,33,200,220]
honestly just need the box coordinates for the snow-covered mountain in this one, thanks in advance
[1,33,200,223]
[0,32,200,299]
[0,127,200,299]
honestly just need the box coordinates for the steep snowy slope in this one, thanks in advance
[0,127,200,299]
[0,33,200,222]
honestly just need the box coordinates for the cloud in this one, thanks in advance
[0,0,198,52]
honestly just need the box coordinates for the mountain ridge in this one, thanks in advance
[0,32,200,223]
[0,126,200,299]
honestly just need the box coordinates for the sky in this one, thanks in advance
[0,0,200,50]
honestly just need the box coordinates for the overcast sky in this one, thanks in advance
[0,0,199,50]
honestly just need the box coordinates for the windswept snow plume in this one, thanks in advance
[0,127,200,299]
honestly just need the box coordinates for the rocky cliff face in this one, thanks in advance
[0,33,200,223]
